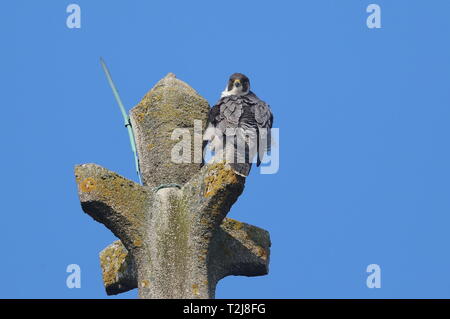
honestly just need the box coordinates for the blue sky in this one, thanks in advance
[2,0,450,298]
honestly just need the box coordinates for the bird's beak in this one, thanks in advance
[234,79,241,88]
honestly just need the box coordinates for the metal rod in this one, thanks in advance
[100,57,142,184]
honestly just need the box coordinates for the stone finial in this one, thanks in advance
[74,74,271,298]
[130,73,210,187]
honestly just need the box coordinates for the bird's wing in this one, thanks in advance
[202,96,244,163]
[204,96,244,137]
[245,92,273,166]
[246,92,273,129]
[218,96,243,130]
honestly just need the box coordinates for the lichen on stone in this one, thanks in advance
[155,191,192,296]
[192,284,199,296]
[99,241,130,288]
[224,218,244,230]
[80,177,96,192]
[203,163,239,198]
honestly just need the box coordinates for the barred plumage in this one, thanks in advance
[203,73,273,176]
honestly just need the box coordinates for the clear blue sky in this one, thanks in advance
[2,0,450,298]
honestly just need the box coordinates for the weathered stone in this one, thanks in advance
[75,164,152,250]
[100,240,137,295]
[130,73,210,188]
[99,219,271,296]
[74,73,271,298]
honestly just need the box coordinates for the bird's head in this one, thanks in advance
[222,73,250,97]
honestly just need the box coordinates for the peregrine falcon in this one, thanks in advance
[203,73,273,176]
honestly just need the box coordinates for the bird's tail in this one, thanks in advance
[200,140,208,168]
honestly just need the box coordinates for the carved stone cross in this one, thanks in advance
[74,73,271,298]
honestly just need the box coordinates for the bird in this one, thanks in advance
[202,73,273,176]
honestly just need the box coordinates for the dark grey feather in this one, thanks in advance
[203,91,273,175]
